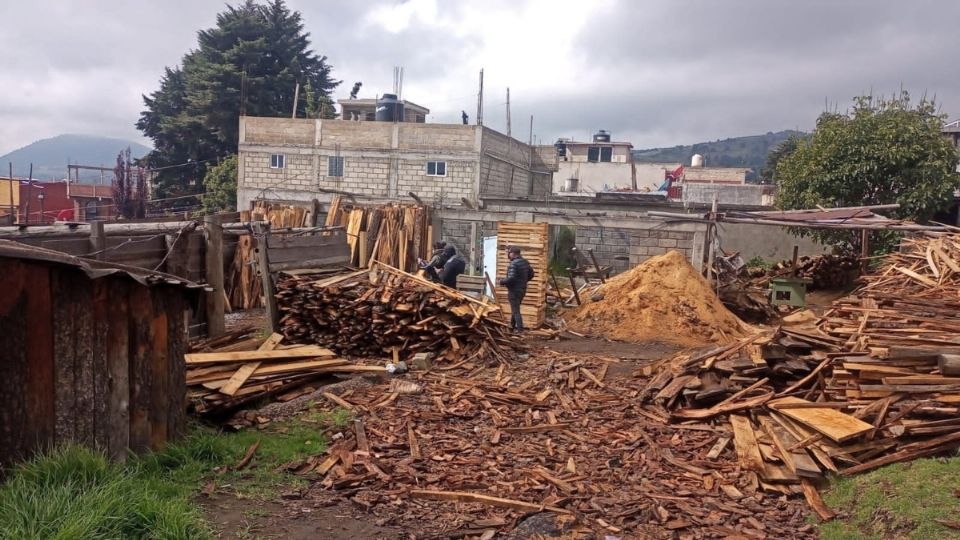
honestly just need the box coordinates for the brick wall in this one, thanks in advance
[336,155,391,196]
[319,121,393,149]
[398,159,476,204]
[398,124,477,151]
[241,151,315,192]
[241,117,316,146]
[576,226,698,274]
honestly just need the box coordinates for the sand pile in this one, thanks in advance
[567,251,746,346]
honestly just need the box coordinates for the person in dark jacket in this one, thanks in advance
[421,241,449,283]
[498,246,534,332]
[439,245,466,288]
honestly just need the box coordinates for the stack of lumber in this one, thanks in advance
[639,232,960,517]
[225,234,263,311]
[186,330,384,416]
[749,253,860,290]
[324,195,432,272]
[276,261,517,363]
[281,348,815,538]
[241,201,312,228]
[496,222,548,327]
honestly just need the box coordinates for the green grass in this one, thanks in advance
[0,408,351,539]
[819,456,960,540]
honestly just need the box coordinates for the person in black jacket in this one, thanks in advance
[420,241,449,284]
[439,245,466,288]
[498,246,534,332]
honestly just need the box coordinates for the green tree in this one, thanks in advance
[759,133,804,184]
[776,92,959,251]
[137,0,339,201]
[202,155,238,213]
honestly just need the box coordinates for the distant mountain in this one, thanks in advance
[0,134,151,182]
[632,130,805,181]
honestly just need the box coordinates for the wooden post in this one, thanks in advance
[568,274,582,306]
[254,225,279,331]
[469,222,478,276]
[587,249,606,284]
[706,195,718,285]
[204,214,225,337]
[860,229,870,273]
[311,198,322,227]
[791,245,800,277]
[89,220,106,260]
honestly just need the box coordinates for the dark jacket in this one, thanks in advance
[440,254,466,288]
[500,256,534,293]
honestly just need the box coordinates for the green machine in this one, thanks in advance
[769,276,813,308]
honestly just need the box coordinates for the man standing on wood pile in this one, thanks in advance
[499,245,535,333]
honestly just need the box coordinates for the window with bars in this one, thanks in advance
[327,156,344,177]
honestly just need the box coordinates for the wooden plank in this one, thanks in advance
[729,415,764,472]
[149,290,169,451]
[165,292,187,443]
[410,489,571,514]
[105,280,130,461]
[184,346,335,364]
[801,479,835,520]
[770,397,873,443]
[840,431,960,476]
[91,279,111,454]
[219,333,285,396]
[128,285,153,453]
[758,416,820,477]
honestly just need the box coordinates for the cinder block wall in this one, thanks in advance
[576,226,697,274]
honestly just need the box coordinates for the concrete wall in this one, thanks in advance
[554,161,634,194]
[717,222,829,262]
[682,183,776,206]
[479,128,551,198]
[635,162,680,191]
[683,167,749,184]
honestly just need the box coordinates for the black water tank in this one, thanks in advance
[375,93,405,122]
[554,139,567,157]
[593,130,611,142]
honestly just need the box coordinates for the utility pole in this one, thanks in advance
[506,87,511,137]
[291,82,300,118]
[23,164,33,225]
[528,115,534,145]
[476,69,484,126]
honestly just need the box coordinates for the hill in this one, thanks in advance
[632,130,805,181]
[0,134,151,182]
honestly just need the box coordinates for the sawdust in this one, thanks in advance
[567,250,746,346]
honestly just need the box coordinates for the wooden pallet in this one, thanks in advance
[496,222,548,327]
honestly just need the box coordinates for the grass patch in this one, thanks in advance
[819,456,960,540]
[0,408,351,539]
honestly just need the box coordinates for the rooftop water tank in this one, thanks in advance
[691,154,705,167]
[375,93,405,122]
[593,130,611,143]
[554,139,567,157]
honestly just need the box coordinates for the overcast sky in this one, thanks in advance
[1,0,958,156]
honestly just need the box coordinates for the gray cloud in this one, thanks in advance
[0,0,957,157]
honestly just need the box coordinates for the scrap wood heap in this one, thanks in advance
[640,232,960,518]
[324,195,432,272]
[241,201,313,228]
[277,262,518,363]
[225,234,263,311]
[283,349,815,538]
[747,252,861,290]
[186,327,384,417]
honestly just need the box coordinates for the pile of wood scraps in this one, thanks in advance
[277,261,518,363]
[747,253,861,290]
[186,330,384,417]
[225,234,263,311]
[639,232,960,518]
[281,348,815,538]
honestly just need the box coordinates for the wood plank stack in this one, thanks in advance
[276,262,517,363]
[186,329,383,416]
[225,234,263,311]
[496,222,548,327]
[242,201,312,228]
[323,196,432,272]
[640,232,960,515]
[748,253,860,290]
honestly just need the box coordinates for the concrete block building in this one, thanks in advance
[237,117,553,210]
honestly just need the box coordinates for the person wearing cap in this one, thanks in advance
[498,246,535,332]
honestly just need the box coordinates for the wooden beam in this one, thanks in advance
[204,215,225,337]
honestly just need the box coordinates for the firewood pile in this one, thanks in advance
[638,232,960,519]
[186,328,384,416]
[241,201,313,228]
[276,262,519,363]
[325,195,433,272]
[281,348,816,538]
[749,253,860,290]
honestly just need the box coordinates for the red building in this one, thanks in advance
[17,181,72,224]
